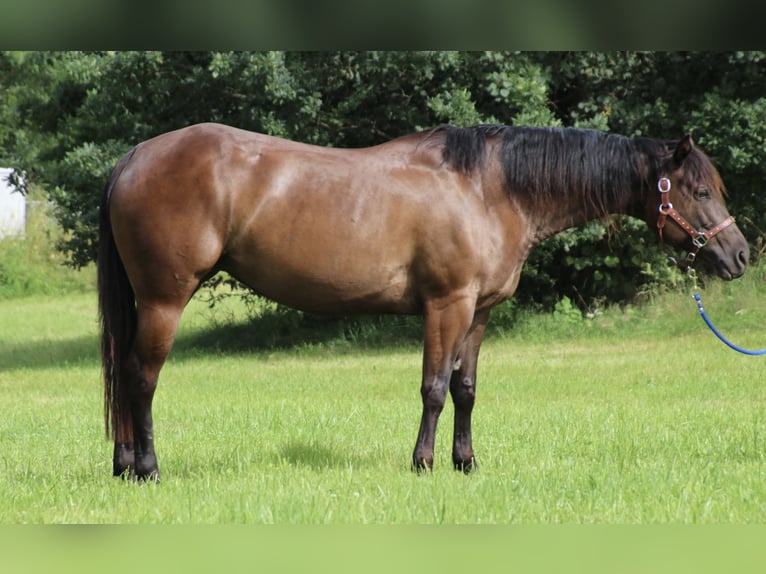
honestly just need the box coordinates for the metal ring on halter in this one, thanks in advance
[657,177,671,193]
[692,235,708,249]
[658,202,673,214]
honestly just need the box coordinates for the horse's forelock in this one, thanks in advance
[686,147,728,197]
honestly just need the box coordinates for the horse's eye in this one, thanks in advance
[694,187,711,200]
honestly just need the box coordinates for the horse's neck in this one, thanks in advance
[490,131,659,245]
[524,178,647,245]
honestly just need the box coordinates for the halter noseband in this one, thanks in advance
[656,176,735,269]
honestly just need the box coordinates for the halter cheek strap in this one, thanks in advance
[656,176,736,268]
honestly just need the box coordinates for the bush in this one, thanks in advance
[4,51,765,311]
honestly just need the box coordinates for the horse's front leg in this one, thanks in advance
[449,309,489,473]
[412,295,476,472]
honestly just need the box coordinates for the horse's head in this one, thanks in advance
[649,134,748,280]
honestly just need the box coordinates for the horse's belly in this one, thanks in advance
[221,253,418,315]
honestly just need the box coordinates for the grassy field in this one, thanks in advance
[2,264,766,525]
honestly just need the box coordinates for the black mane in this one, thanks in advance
[438,124,506,174]
[435,125,667,218]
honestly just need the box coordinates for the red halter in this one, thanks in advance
[655,176,735,269]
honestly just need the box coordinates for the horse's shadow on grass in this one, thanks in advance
[172,308,422,359]
[278,441,364,471]
[0,334,98,371]
[1,306,421,371]
[172,440,374,479]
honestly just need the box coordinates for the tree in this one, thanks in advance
[4,51,765,310]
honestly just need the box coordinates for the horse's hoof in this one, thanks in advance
[113,466,133,480]
[136,470,161,484]
[411,457,433,474]
[453,457,478,474]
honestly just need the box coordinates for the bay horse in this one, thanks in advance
[98,123,749,480]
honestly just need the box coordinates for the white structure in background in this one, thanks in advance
[0,168,25,238]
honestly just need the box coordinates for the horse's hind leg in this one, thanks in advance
[118,301,185,481]
[112,390,136,477]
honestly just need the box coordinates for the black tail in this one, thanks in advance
[98,147,138,440]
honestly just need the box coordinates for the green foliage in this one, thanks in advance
[2,51,765,311]
[517,216,686,311]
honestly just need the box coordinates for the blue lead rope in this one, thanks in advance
[693,292,766,356]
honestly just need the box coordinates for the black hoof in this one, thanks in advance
[113,466,133,480]
[453,457,478,474]
[411,457,433,474]
[134,454,160,483]
[136,470,161,483]
[113,467,161,483]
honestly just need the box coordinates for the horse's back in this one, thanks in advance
[108,123,505,314]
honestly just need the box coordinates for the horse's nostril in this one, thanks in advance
[738,250,749,267]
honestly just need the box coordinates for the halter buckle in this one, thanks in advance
[692,235,708,249]
[657,177,671,193]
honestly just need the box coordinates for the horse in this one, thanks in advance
[98,123,749,480]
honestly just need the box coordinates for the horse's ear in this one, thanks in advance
[673,133,694,166]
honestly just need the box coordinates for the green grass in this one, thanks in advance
[0,193,95,299]
[2,266,766,524]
